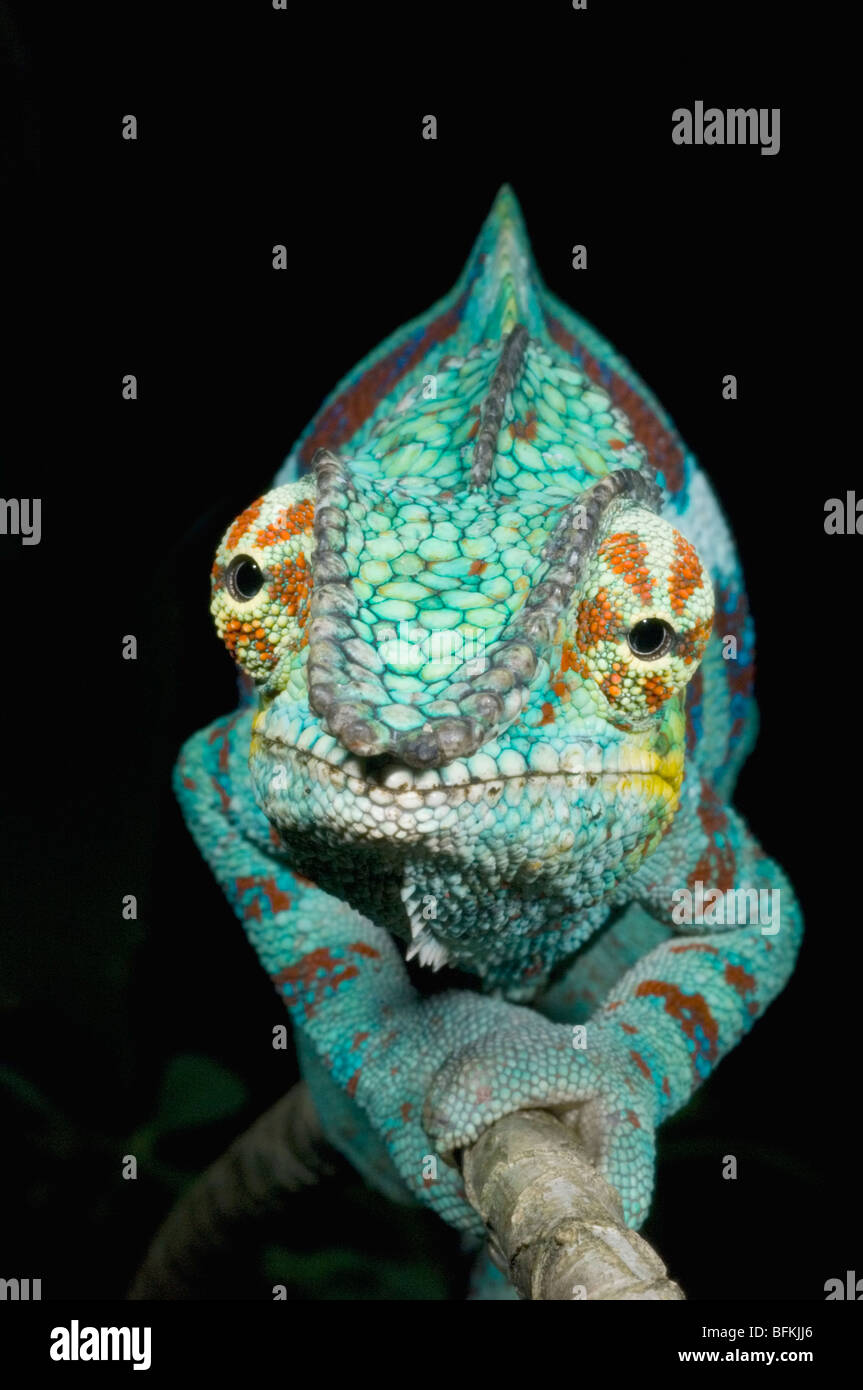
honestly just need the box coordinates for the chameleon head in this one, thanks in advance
[210,449,713,974]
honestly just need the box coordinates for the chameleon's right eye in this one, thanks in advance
[225,554,265,602]
[210,481,316,687]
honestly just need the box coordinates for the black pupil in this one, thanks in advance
[628,618,670,658]
[227,555,264,601]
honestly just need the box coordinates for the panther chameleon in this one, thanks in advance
[175,185,801,1298]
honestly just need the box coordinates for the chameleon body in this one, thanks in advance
[176,187,801,1281]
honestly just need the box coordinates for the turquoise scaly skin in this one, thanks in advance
[176,188,801,1264]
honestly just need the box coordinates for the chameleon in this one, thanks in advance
[176,185,801,1296]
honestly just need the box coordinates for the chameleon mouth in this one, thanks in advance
[260,728,674,802]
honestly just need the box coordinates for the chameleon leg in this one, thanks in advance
[566,770,804,1226]
[424,770,801,1230]
[538,903,672,1025]
[176,712,484,1235]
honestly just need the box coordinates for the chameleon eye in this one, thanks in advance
[627,618,674,660]
[225,554,265,602]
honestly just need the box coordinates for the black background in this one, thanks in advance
[1,1,856,1302]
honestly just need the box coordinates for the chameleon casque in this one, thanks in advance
[176,186,801,1296]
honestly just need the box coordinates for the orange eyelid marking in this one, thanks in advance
[255,498,315,548]
[575,587,622,652]
[668,532,704,615]
[677,614,713,666]
[642,671,674,710]
[226,498,265,550]
[222,617,277,666]
[598,531,654,606]
[267,550,313,626]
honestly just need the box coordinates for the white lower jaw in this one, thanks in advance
[253,743,679,984]
[263,743,604,833]
[258,757,676,867]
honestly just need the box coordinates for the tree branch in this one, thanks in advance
[461,1108,684,1300]
[128,1087,683,1300]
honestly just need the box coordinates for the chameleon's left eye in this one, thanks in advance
[628,618,674,660]
[225,554,265,602]
[563,507,713,730]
